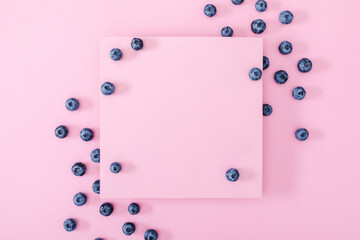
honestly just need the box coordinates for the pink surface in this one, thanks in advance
[1,0,360,239]
[100,37,262,198]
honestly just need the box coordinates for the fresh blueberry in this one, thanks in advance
[55,125,68,139]
[95,238,103,240]
[274,70,288,84]
[99,202,114,217]
[131,38,144,51]
[279,41,293,55]
[255,0,267,12]
[63,218,76,232]
[204,4,216,17]
[65,98,79,111]
[101,82,115,95]
[249,67,262,81]
[263,104,273,116]
[231,0,244,5]
[122,222,136,236]
[144,229,159,240]
[92,179,100,194]
[110,162,122,173]
[80,128,94,141]
[128,202,140,215]
[251,19,266,34]
[226,168,239,182]
[110,48,122,61]
[279,10,294,24]
[292,86,306,100]
[90,148,100,163]
[295,128,309,141]
[263,56,270,70]
[72,162,86,176]
[297,58,312,73]
[73,192,87,206]
[221,26,233,37]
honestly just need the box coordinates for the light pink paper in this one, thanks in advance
[100,37,262,198]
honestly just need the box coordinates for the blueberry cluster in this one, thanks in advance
[56,38,159,240]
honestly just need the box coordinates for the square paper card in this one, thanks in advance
[100,37,262,198]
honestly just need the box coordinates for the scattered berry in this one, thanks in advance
[80,128,94,141]
[263,104,273,116]
[204,4,216,17]
[99,202,114,216]
[274,70,288,84]
[297,58,312,73]
[292,86,306,100]
[110,48,122,61]
[295,128,309,141]
[131,38,144,50]
[71,162,86,176]
[279,10,294,24]
[63,218,76,232]
[55,125,68,139]
[226,168,240,182]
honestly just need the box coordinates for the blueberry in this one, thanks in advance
[99,202,114,216]
[279,41,293,55]
[101,82,115,95]
[279,10,294,24]
[122,222,136,236]
[110,162,122,173]
[55,125,68,139]
[249,67,262,81]
[131,38,144,51]
[297,58,312,73]
[255,0,267,12]
[80,128,94,141]
[95,238,103,240]
[251,19,266,34]
[231,0,244,5]
[226,168,239,182]
[263,104,273,116]
[63,218,76,232]
[292,86,306,100]
[92,179,100,194]
[144,229,159,240]
[128,202,140,215]
[65,98,79,111]
[274,70,288,84]
[72,162,86,176]
[263,56,269,70]
[73,192,87,206]
[110,48,122,61]
[295,128,309,141]
[221,26,233,37]
[90,148,100,163]
[204,4,216,17]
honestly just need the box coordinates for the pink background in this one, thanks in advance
[100,37,262,198]
[0,0,360,239]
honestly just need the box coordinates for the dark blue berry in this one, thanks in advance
[63,218,76,232]
[279,10,294,24]
[274,70,288,84]
[292,86,306,100]
[73,192,87,206]
[295,128,309,141]
[80,128,94,141]
[297,58,312,73]
[144,229,158,240]
[204,4,216,17]
[101,82,115,95]
[95,238,103,240]
[131,38,144,51]
[221,26,233,37]
[65,98,79,111]
[231,0,244,5]
[263,56,269,70]
[99,202,114,216]
[255,0,267,12]
[90,148,100,163]
[128,202,140,215]
[249,67,262,81]
[226,168,239,182]
[122,222,136,236]
[110,48,122,61]
[55,125,68,139]
[110,162,122,173]
[72,162,86,176]
[279,41,293,55]
[263,104,273,116]
[92,179,100,194]
[251,19,266,34]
